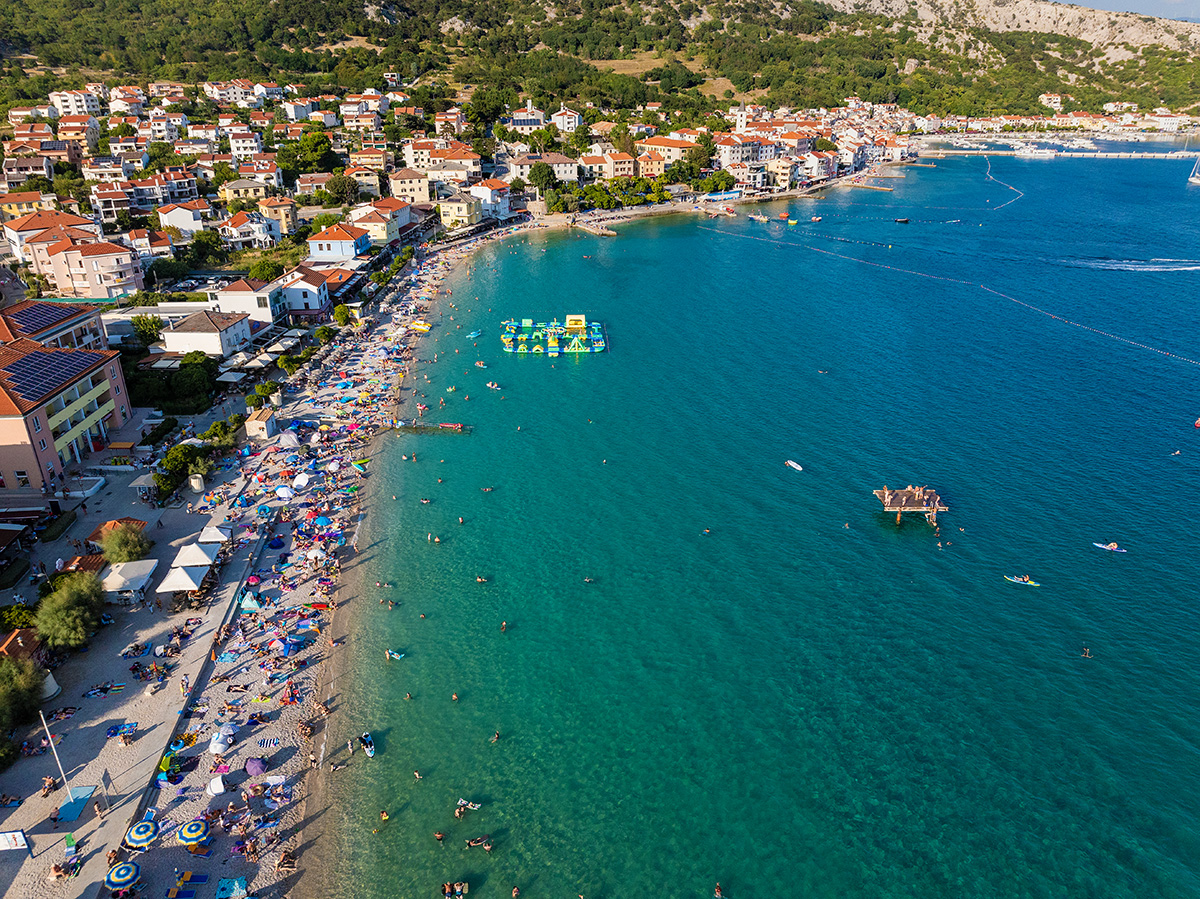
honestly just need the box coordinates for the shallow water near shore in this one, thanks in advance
[320,147,1200,899]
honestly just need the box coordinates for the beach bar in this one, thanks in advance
[873,484,947,525]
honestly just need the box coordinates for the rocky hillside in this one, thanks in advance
[829,0,1200,51]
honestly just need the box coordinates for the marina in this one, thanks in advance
[501,315,608,355]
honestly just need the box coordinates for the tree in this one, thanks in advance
[509,177,527,195]
[528,162,558,197]
[35,572,104,650]
[278,354,301,376]
[248,259,285,282]
[815,137,838,152]
[131,314,165,346]
[311,212,341,232]
[171,364,213,400]
[147,258,188,284]
[0,657,44,767]
[100,523,151,563]
[211,162,237,188]
[326,174,359,206]
[245,392,265,409]
[255,380,279,398]
[187,230,226,267]
[332,304,351,326]
[314,325,336,345]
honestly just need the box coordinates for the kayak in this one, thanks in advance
[1004,576,1040,586]
[385,650,405,660]
[360,732,375,758]
[785,460,803,471]
[1093,543,1126,552]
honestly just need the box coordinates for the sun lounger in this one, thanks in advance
[176,873,208,885]
[164,890,195,899]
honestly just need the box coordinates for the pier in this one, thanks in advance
[849,182,894,191]
[571,220,617,237]
[393,422,473,434]
[873,485,948,525]
[929,150,1194,159]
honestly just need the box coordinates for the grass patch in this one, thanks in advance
[38,509,77,544]
[0,559,30,590]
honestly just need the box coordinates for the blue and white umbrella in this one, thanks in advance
[124,820,159,849]
[177,819,210,845]
[105,862,140,889]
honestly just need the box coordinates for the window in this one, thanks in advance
[257,297,268,308]
[301,291,308,299]
[38,438,46,451]
[14,470,30,488]
[32,415,41,433]
[120,404,127,420]
[110,364,116,377]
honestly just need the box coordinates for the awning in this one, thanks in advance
[170,542,220,568]
[102,559,159,595]
[284,329,309,338]
[108,442,136,451]
[267,338,298,353]
[216,371,246,383]
[156,565,210,594]
[197,524,232,544]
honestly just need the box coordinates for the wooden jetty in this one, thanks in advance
[873,484,948,525]
[393,422,473,434]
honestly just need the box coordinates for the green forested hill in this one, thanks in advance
[0,0,1198,116]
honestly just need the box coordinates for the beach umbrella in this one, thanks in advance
[206,776,226,796]
[247,575,261,585]
[305,510,318,520]
[292,473,310,490]
[275,486,295,501]
[244,757,267,776]
[218,723,239,737]
[314,516,332,527]
[306,548,327,560]
[327,460,341,472]
[177,819,210,846]
[105,862,141,889]
[208,733,233,754]
[124,820,159,849]
[198,525,231,544]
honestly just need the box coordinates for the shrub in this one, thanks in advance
[245,393,265,409]
[100,523,151,563]
[139,416,179,446]
[0,603,36,630]
[314,325,336,345]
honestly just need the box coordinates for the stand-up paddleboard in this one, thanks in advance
[385,650,405,660]
[1004,575,1040,586]
[785,460,803,471]
[1093,543,1126,552]
[360,733,375,758]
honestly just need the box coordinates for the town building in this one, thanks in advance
[0,340,131,489]
[161,310,252,358]
[210,278,286,324]
[0,301,106,350]
[438,194,483,229]
[44,241,144,299]
[388,168,430,204]
[507,153,580,185]
[216,211,279,250]
[257,197,297,235]
[306,224,371,263]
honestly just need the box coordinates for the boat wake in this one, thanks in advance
[1065,257,1200,272]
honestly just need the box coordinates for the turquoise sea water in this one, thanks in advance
[322,147,1200,899]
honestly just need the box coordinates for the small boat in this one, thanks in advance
[1003,575,1040,586]
[748,214,769,223]
[385,650,405,660]
[1189,157,1200,186]
[787,219,798,225]
[895,218,909,224]
[810,216,822,223]
[1194,418,1200,428]
[466,330,481,338]
[785,460,803,471]
[1093,543,1126,552]
[446,386,456,392]
[778,212,789,219]
[360,733,376,758]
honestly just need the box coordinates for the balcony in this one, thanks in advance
[47,379,108,430]
[53,399,115,453]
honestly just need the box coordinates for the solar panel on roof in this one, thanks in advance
[8,303,76,336]
[1,349,105,403]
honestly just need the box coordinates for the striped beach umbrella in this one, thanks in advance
[177,819,210,845]
[124,820,159,848]
[105,862,140,889]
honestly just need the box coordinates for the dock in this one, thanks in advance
[849,182,894,191]
[931,150,1194,160]
[873,485,948,525]
[904,162,938,168]
[572,221,617,237]
[392,422,473,434]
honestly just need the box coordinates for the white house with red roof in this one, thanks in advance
[217,211,279,250]
[307,223,371,263]
[158,199,212,238]
[551,105,583,133]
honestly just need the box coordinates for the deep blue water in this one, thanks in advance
[321,147,1200,899]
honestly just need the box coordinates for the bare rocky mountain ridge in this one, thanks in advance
[824,0,1200,50]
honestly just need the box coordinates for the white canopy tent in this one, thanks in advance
[170,542,220,568]
[102,560,160,603]
[216,371,247,383]
[197,525,232,544]
[156,566,211,594]
[129,473,157,488]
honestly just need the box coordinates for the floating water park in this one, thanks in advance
[501,315,607,355]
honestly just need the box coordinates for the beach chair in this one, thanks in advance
[176,873,209,886]
[63,834,78,864]
[164,891,195,899]
[186,843,213,859]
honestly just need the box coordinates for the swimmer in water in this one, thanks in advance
[1082,647,1093,658]
[701,528,710,535]
[476,576,487,582]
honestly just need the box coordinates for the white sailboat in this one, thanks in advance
[1190,157,1200,186]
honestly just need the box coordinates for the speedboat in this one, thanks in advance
[360,733,376,757]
